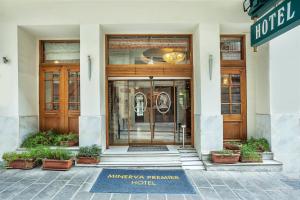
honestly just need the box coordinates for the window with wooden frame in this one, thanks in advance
[220,35,247,141]
[39,40,80,134]
[107,35,192,65]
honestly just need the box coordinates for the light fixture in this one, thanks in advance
[2,57,9,64]
[209,54,213,80]
[88,55,92,80]
[163,52,185,64]
[222,77,229,85]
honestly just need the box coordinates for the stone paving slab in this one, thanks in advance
[0,167,299,200]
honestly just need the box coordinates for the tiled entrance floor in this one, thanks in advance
[0,167,299,200]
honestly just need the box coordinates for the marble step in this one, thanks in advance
[76,161,182,168]
[180,157,201,161]
[178,149,197,153]
[101,153,180,162]
[203,160,283,172]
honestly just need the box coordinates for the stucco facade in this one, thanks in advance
[0,0,299,172]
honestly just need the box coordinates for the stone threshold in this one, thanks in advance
[203,160,283,172]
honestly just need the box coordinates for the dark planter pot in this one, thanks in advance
[240,153,263,163]
[60,141,78,147]
[42,159,73,171]
[7,159,36,169]
[224,143,241,151]
[77,156,100,164]
[211,151,240,164]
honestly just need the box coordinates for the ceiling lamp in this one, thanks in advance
[163,52,185,64]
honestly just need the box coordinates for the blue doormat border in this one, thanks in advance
[90,168,196,194]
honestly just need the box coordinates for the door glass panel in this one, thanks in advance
[45,72,60,111]
[152,81,174,143]
[231,104,241,114]
[175,80,191,144]
[221,87,230,103]
[108,81,129,145]
[128,81,151,144]
[221,73,242,114]
[68,71,80,110]
[231,87,241,103]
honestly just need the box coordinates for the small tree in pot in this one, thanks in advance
[240,144,262,163]
[76,145,101,164]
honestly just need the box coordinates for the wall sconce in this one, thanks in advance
[88,55,92,80]
[2,57,9,64]
[209,54,213,80]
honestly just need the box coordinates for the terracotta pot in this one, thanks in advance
[77,156,100,164]
[224,143,241,151]
[42,159,73,170]
[60,141,78,147]
[211,151,240,164]
[7,159,36,169]
[240,153,263,163]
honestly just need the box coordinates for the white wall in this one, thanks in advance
[17,27,39,145]
[268,26,300,172]
[0,24,19,159]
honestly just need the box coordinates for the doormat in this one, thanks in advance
[128,146,169,152]
[90,168,196,194]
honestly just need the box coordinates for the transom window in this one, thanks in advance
[41,41,80,64]
[107,35,191,65]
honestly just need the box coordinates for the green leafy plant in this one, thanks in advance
[21,132,51,148]
[247,137,270,152]
[42,148,74,160]
[21,131,78,148]
[2,151,34,164]
[212,150,239,156]
[241,144,261,160]
[76,145,101,158]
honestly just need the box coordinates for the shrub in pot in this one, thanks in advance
[240,144,262,163]
[2,150,38,169]
[42,148,74,170]
[76,145,101,164]
[54,133,79,147]
[224,141,243,151]
[247,137,270,152]
[211,150,240,164]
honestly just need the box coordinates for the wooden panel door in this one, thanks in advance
[221,68,247,140]
[40,65,80,134]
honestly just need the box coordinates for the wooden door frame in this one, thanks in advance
[221,67,247,141]
[39,64,80,133]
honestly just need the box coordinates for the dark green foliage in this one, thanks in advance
[41,148,73,160]
[76,145,101,158]
[212,150,237,155]
[241,144,261,160]
[247,137,270,152]
[21,130,78,148]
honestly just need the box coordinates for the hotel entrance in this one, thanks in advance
[108,79,191,145]
[105,34,193,147]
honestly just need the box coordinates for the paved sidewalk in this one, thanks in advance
[0,167,299,200]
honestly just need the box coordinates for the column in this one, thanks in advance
[79,24,105,147]
[193,24,223,156]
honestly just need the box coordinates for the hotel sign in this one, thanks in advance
[251,0,300,47]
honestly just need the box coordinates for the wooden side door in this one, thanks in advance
[40,65,80,133]
[221,68,247,141]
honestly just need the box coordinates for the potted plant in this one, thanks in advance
[76,145,101,164]
[211,150,240,164]
[240,144,263,163]
[247,137,270,152]
[224,141,243,151]
[56,133,79,147]
[2,151,37,169]
[42,148,74,170]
